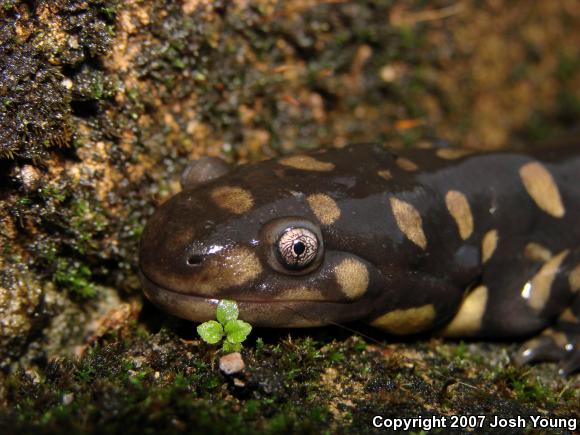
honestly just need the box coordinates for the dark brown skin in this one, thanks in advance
[139,144,580,374]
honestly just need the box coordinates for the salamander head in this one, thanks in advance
[139,154,386,327]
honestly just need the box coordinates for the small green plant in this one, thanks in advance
[196,300,252,352]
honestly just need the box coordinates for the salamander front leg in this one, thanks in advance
[443,241,580,374]
[501,246,580,375]
[515,293,580,375]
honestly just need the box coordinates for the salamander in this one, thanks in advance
[139,144,580,374]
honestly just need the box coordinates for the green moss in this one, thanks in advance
[100,5,118,20]
[557,92,580,122]
[53,258,98,300]
[328,350,344,363]
[39,185,67,203]
[2,1,17,11]
[399,25,419,50]
[512,377,554,404]
[3,328,576,433]
[556,51,580,81]
[0,0,118,161]
[524,112,556,142]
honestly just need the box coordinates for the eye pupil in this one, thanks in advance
[293,241,305,256]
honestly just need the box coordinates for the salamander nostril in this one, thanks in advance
[186,254,204,267]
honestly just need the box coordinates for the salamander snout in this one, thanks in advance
[184,241,229,268]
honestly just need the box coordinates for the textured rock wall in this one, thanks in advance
[0,0,579,368]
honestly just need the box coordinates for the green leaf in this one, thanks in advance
[222,341,242,353]
[216,300,239,325]
[197,320,224,344]
[224,320,252,343]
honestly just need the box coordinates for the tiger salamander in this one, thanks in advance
[139,144,580,374]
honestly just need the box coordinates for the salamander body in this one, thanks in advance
[139,144,580,374]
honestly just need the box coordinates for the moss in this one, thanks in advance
[53,258,98,300]
[511,377,555,404]
[0,0,118,161]
[0,327,576,433]
[2,1,17,12]
[556,50,580,82]
[0,265,44,369]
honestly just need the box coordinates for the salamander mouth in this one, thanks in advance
[139,271,366,327]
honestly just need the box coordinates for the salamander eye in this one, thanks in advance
[276,227,319,270]
[261,218,324,275]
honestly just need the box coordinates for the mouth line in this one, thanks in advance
[139,269,375,327]
[139,270,354,305]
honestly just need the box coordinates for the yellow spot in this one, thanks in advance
[526,250,569,312]
[569,263,580,292]
[441,285,488,337]
[334,258,369,300]
[396,157,418,171]
[377,169,392,180]
[210,186,254,214]
[307,193,341,225]
[191,246,262,295]
[275,287,325,301]
[370,304,436,335]
[559,308,578,323]
[481,230,498,264]
[524,242,553,263]
[519,162,565,218]
[279,155,335,171]
[445,190,474,240]
[416,141,433,149]
[390,198,427,249]
[435,148,475,160]
[216,246,262,287]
